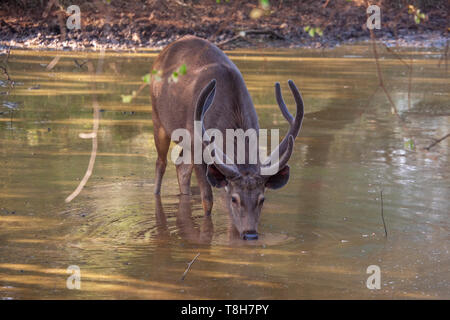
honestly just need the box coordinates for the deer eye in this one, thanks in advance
[231,195,239,204]
[258,196,265,206]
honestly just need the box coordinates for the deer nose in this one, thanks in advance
[243,231,258,240]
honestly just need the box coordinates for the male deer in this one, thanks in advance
[150,36,304,240]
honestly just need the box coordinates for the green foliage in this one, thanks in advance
[178,63,187,76]
[142,65,187,86]
[404,139,415,150]
[121,91,135,103]
[123,64,187,103]
[259,0,270,10]
[250,0,270,18]
[151,69,162,82]
[142,70,162,84]
[169,64,187,83]
[304,26,323,38]
[408,5,427,24]
[142,73,151,84]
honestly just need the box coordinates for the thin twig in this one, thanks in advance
[74,59,88,69]
[381,43,411,68]
[243,29,286,40]
[381,44,415,111]
[46,56,61,71]
[370,31,400,118]
[134,82,148,97]
[368,27,418,150]
[407,57,413,110]
[180,253,200,281]
[123,82,149,103]
[0,65,11,82]
[173,0,189,6]
[42,0,58,18]
[438,39,448,72]
[65,3,112,203]
[423,133,450,151]
[65,56,103,203]
[380,190,387,238]
[217,34,249,47]
[365,0,414,120]
[0,47,14,87]
[2,47,11,64]
[217,29,286,48]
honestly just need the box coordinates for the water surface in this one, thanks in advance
[0,45,448,299]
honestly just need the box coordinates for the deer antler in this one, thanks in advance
[261,80,304,171]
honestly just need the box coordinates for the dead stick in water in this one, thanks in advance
[180,253,200,281]
[380,190,387,238]
[423,133,450,151]
[217,29,286,48]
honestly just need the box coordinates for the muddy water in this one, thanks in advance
[0,46,448,299]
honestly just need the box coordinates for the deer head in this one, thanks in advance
[195,79,304,240]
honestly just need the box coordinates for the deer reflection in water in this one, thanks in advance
[153,194,249,245]
[154,194,214,244]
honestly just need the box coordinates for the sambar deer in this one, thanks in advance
[150,36,304,240]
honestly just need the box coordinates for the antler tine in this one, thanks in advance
[275,82,294,125]
[262,80,304,171]
[261,136,294,175]
[275,80,304,144]
[287,79,304,129]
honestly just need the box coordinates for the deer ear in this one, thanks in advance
[265,165,290,190]
[206,165,228,188]
[195,79,216,121]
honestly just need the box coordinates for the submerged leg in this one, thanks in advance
[176,162,194,195]
[194,163,213,215]
[153,124,171,195]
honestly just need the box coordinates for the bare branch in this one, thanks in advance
[370,32,401,119]
[180,253,200,281]
[424,133,450,151]
[217,29,287,48]
[438,40,448,72]
[380,190,387,238]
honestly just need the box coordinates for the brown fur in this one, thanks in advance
[150,36,299,239]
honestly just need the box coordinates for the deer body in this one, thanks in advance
[150,36,304,240]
